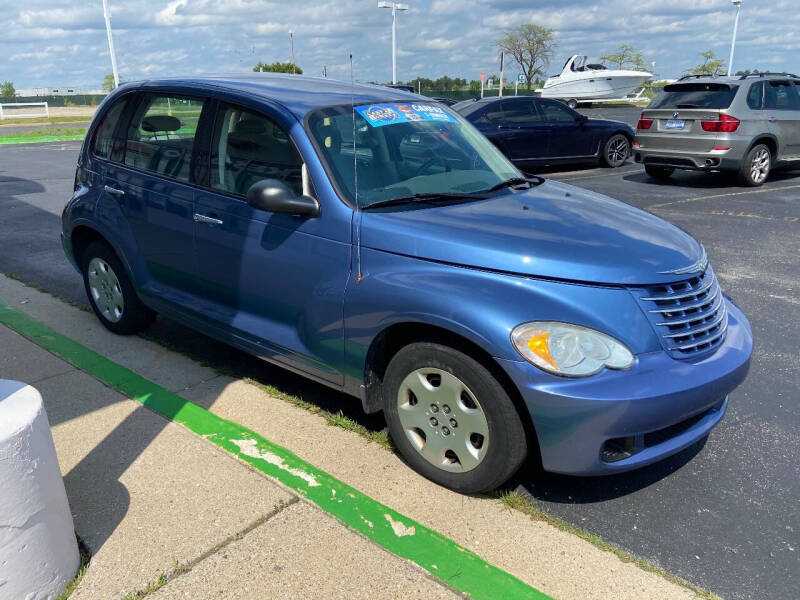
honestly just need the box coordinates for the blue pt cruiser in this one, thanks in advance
[61,75,752,493]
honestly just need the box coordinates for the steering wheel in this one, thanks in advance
[414,153,451,177]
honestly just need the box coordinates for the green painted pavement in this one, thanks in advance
[0,299,551,600]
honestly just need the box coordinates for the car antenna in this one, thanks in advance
[350,51,364,285]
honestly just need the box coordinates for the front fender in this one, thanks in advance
[343,247,661,396]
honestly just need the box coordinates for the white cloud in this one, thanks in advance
[0,0,796,89]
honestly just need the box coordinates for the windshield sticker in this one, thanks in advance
[355,103,456,127]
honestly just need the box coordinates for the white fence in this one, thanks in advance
[0,102,49,120]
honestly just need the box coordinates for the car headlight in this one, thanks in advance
[510,322,634,377]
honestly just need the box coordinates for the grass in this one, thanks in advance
[494,490,722,600]
[0,115,93,127]
[120,574,168,600]
[55,535,91,600]
[0,126,86,139]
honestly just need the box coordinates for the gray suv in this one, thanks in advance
[633,74,800,186]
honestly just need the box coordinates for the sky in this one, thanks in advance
[2,0,798,90]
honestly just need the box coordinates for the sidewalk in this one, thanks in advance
[0,320,459,599]
[0,273,701,600]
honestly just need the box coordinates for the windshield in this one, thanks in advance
[649,83,739,109]
[306,102,520,208]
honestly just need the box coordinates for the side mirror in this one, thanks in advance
[246,179,320,218]
[576,114,589,123]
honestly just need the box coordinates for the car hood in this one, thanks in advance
[360,179,704,285]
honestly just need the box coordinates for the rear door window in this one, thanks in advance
[764,81,800,110]
[210,103,303,197]
[500,99,541,124]
[93,97,128,159]
[123,94,204,182]
[649,83,739,109]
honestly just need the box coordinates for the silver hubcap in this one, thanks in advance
[750,148,770,183]
[87,257,124,323]
[607,135,629,166]
[396,368,489,473]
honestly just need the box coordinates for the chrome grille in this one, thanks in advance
[633,267,728,359]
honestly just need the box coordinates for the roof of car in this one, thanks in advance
[118,73,425,119]
[673,73,800,84]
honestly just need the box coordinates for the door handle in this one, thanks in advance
[103,185,125,197]
[768,117,777,123]
[193,213,223,226]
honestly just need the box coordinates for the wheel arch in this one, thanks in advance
[361,321,541,465]
[746,135,778,159]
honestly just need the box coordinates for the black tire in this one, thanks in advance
[382,342,528,493]
[566,98,578,109]
[645,165,675,180]
[601,133,630,168]
[737,143,771,187]
[81,241,155,335]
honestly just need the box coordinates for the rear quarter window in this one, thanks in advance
[92,98,128,159]
[649,83,739,110]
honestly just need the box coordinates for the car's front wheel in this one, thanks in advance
[601,134,630,168]
[738,143,771,187]
[81,241,155,335]
[645,165,675,180]
[382,342,528,493]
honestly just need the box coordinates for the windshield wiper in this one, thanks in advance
[362,192,489,210]
[484,175,544,193]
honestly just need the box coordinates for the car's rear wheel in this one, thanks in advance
[645,165,675,180]
[81,241,155,335]
[601,134,630,168]
[738,144,771,187]
[566,98,578,109]
[382,342,527,493]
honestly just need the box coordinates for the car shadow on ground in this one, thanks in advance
[510,437,707,504]
[623,167,800,188]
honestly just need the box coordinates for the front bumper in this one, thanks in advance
[498,299,752,475]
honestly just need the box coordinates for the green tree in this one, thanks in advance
[469,80,481,92]
[495,24,556,90]
[687,50,725,76]
[101,73,117,92]
[600,44,648,71]
[253,61,303,74]
[0,81,15,98]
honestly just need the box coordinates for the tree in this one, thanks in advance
[253,61,303,74]
[495,24,556,90]
[687,50,725,76]
[600,44,647,71]
[0,81,15,98]
[102,73,117,92]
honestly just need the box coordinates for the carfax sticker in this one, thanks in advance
[355,103,456,127]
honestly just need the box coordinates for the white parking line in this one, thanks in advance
[649,184,800,209]
[548,167,642,181]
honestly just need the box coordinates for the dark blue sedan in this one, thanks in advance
[454,96,634,169]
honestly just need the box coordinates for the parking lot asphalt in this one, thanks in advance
[1,136,798,600]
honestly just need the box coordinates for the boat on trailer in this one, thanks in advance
[538,55,652,108]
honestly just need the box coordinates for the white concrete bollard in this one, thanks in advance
[0,380,79,600]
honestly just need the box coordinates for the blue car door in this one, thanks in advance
[192,100,349,385]
[536,99,597,158]
[496,98,552,161]
[102,92,205,300]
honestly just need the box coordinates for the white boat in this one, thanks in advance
[538,55,652,107]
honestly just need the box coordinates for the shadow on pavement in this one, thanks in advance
[512,436,707,504]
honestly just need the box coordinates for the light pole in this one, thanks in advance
[377,2,408,85]
[727,0,742,76]
[101,0,120,88]
[289,30,296,74]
